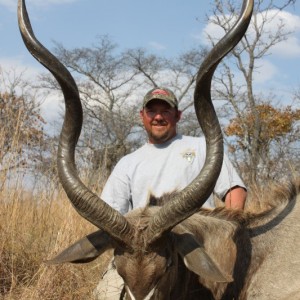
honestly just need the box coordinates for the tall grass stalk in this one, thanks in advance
[0,180,111,299]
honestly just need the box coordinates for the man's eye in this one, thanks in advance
[145,110,172,117]
[162,111,171,116]
[146,111,155,116]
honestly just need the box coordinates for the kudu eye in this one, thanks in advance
[112,259,116,268]
[167,256,172,268]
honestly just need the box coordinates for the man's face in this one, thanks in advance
[140,99,181,144]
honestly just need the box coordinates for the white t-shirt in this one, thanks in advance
[101,135,246,214]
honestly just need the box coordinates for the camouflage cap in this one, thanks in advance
[143,87,178,108]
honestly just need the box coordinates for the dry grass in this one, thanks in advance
[0,103,113,299]
[0,184,112,300]
[0,86,118,299]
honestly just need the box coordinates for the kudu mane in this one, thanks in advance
[149,178,299,224]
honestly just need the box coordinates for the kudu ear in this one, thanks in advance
[45,230,112,264]
[175,233,233,283]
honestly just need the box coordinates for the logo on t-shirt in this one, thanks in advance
[181,149,196,163]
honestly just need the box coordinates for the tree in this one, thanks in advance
[38,36,143,179]
[205,0,298,184]
[0,68,47,177]
[39,36,208,179]
[225,103,300,181]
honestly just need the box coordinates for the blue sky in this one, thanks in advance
[1,0,214,66]
[1,0,300,124]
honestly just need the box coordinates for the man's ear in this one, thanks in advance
[176,110,182,122]
[140,109,144,120]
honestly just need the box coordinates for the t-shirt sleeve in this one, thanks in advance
[100,161,131,215]
[214,154,246,200]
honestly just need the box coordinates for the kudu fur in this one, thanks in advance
[18,0,300,299]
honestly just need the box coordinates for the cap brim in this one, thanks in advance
[143,98,176,108]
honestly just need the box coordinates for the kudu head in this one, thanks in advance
[18,0,253,298]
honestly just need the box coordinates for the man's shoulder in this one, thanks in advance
[117,144,148,164]
[175,135,206,147]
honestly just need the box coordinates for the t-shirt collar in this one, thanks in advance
[147,134,182,149]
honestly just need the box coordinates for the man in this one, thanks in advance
[101,87,246,213]
[94,87,246,299]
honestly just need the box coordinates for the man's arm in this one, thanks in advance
[224,186,247,210]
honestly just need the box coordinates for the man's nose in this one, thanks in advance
[153,112,164,120]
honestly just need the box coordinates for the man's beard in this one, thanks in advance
[149,122,171,144]
[149,130,170,144]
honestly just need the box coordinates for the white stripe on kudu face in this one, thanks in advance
[127,286,156,300]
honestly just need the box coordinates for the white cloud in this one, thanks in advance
[272,35,300,57]
[0,56,40,79]
[40,92,63,128]
[196,9,300,58]
[193,21,223,45]
[148,41,166,51]
[253,59,278,84]
[267,10,300,57]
